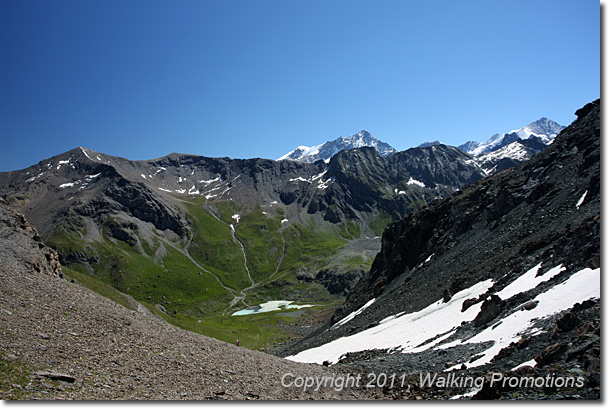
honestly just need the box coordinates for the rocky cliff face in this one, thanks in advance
[0,198,62,279]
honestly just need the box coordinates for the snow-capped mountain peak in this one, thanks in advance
[459,117,565,156]
[278,130,397,163]
[512,117,565,144]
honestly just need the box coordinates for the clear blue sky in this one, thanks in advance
[0,0,600,171]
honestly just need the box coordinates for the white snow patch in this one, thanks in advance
[205,194,217,200]
[230,224,235,232]
[270,201,278,205]
[85,173,101,180]
[155,167,167,174]
[398,190,406,195]
[407,177,425,188]
[425,254,434,263]
[232,214,241,224]
[281,218,288,224]
[331,299,376,330]
[56,160,70,170]
[449,389,480,400]
[262,211,267,215]
[576,191,588,209]
[317,177,334,189]
[188,185,200,195]
[289,176,310,183]
[175,189,186,194]
[511,358,538,371]
[26,172,46,183]
[288,265,600,367]
[81,149,93,161]
[445,267,600,370]
[206,186,222,193]
[59,181,80,188]
[311,170,327,181]
[141,174,147,179]
[200,176,221,185]
[178,176,183,183]
[286,279,494,365]
[158,188,172,192]
[496,264,563,300]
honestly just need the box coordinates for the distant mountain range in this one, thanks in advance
[279,118,565,176]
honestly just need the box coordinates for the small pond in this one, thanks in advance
[232,300,314,316]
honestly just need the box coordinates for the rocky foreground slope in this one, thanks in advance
[0,199,377,400]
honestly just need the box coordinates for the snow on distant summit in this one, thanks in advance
[458,117,565,156]
[278,130,397,163]
[417,140,444,148]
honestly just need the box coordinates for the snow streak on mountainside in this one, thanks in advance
[278,130,396,162]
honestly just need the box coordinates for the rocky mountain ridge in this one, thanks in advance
[0,139,488,335]
[280,118,564,179]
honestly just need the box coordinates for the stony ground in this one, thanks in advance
[0,263,381,400]
[0,201,376,400]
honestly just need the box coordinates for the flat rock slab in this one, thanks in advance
[35,371,76,383]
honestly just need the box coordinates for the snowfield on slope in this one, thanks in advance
[286,279,494,365]
[286,266,600,366]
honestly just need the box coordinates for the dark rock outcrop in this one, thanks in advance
[0,198,63,279]
[473,295,504,327]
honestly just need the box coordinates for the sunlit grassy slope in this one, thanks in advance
[47,199,384,348]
